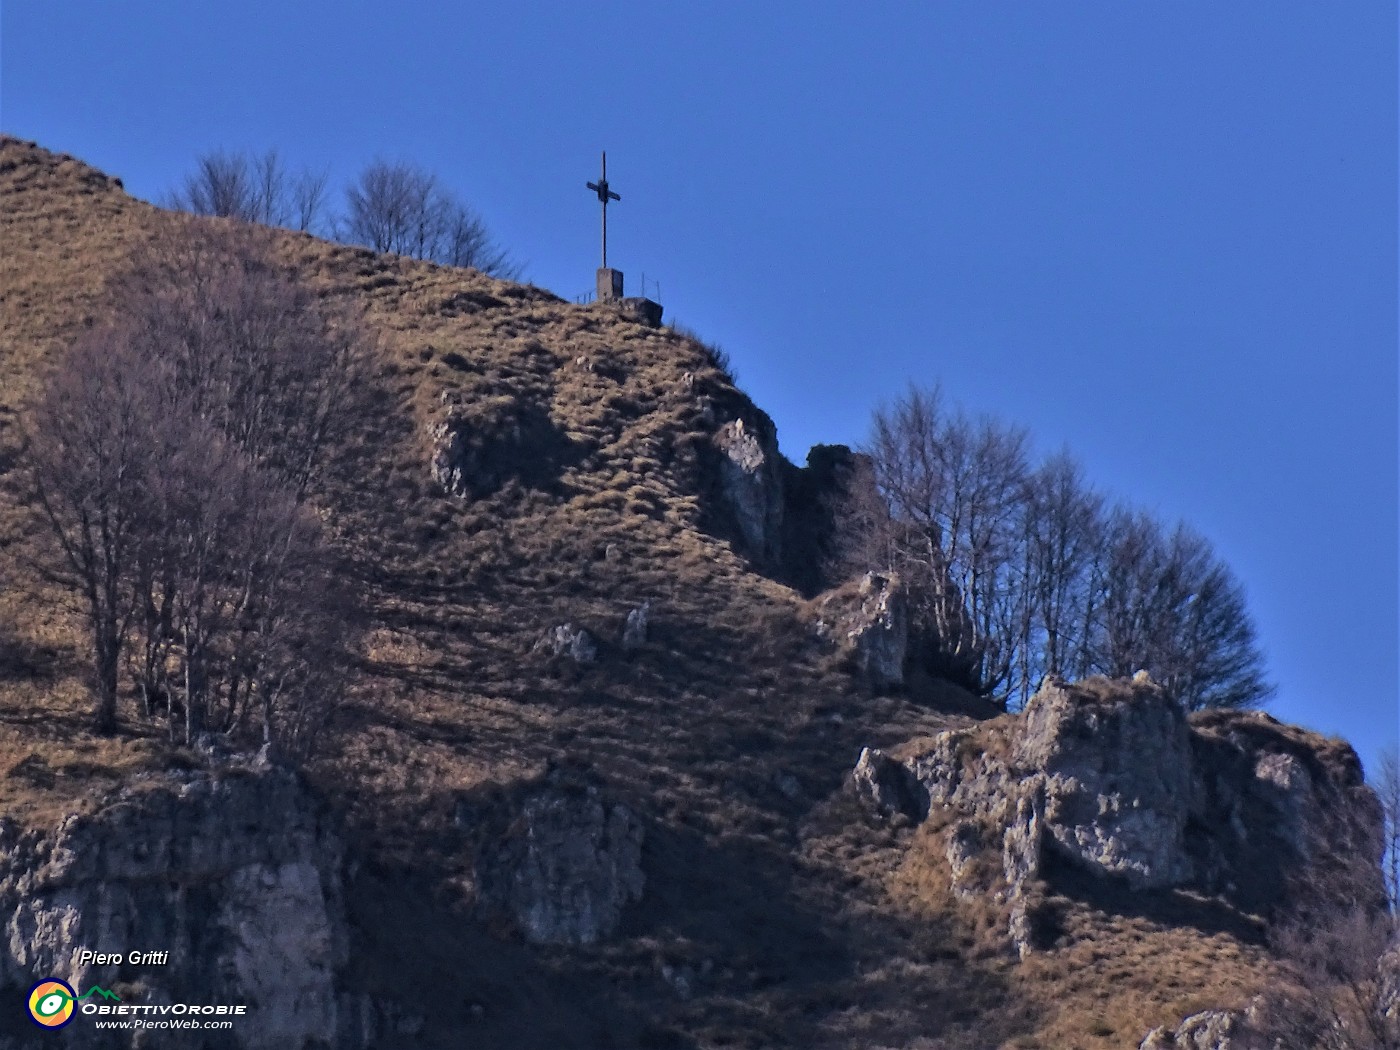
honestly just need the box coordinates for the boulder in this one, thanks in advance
[430,396,573,499]
[1015,675,1194,888]
[852,747,928,820]
[1139,1006,1271,1050]
[617,297,663,328]
[475,785,644,946]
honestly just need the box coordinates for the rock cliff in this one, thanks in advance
[854,675,1385,956]
[474,782,645,946]
[0,759,344,1049]
[711,416,785,569]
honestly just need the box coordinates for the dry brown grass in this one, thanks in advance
[0,136,1283,1049]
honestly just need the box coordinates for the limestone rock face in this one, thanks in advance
[812,573,909,688]
[712,417,784,568]
[1187,708,1385,920]
[0,763,345,1049]
[475,786,644,946]
[1016,675,1194,888]
[854,675,1386,954]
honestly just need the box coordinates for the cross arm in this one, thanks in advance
[586,180,621,203]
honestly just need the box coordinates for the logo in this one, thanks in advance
[26,981,121,1029]
[27,979,76,1029]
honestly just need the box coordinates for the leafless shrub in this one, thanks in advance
[1256,875,1399,1048]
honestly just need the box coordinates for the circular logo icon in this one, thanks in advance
[27,979,76,1029]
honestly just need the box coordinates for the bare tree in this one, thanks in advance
[1014,451,1105,705]
[118,223,371,499]
[133,410,346,750]
[843,383,1273,711]
[26,326,154,732]
[862,385,1031,699]
[1091,510,1273,710]
[440,198,518,275]
[168,149,258,220]
[169,149,329,234]
[340,159,520,278]
[1379,748,1400,919]
[289,167,331,233]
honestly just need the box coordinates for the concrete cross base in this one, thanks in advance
[597,268,624,301]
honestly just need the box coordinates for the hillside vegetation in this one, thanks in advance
[0,137,1338,1049]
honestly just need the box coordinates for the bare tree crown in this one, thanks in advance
[167,149,521,279]
[25,224,367,755]
[840,383,1274,710]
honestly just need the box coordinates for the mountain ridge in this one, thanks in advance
[0,136,1381,1050]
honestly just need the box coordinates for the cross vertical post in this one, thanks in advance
[586,151,621,270]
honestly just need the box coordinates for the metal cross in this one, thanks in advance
[585,151,621,269]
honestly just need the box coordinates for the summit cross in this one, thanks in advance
[585,151,621,269]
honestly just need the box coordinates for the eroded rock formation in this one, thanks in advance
[712,416,784,568]
[811,572,909,688]
[430,394,575,500]
[854,675,1385,957]
[1138,1006,1269,1050]
[474,784,644,946]
[0,760,345,1049]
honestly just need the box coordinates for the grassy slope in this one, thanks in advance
[0,137,1278,1049]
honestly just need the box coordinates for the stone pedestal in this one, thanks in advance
[597,267,624,301]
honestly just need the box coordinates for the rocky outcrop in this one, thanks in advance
[712,417,784,568]
[811,572,909,688]
[616,297,663,328]
[430,394,576,499]
[852,747,928,821]
[854,675,1386,952]
[538,623,598,664]
[1139,1005,1271,1050]
[779,444,877,596]
[1187,708,1385,918]
[621,601,651,652]
[1016,673,1194,888]
[475,784,644,945]
[0,760,345,1049]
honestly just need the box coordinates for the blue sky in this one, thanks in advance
[3,3,1396,777]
